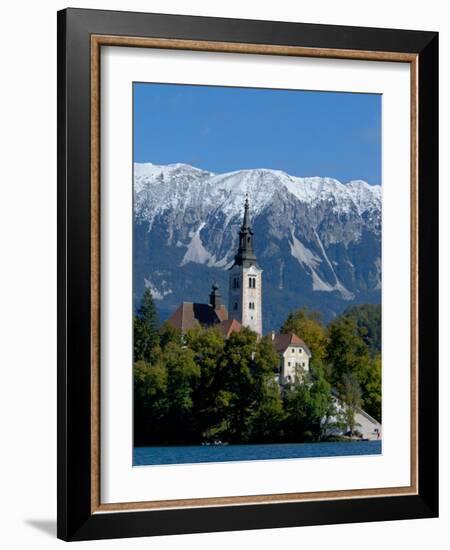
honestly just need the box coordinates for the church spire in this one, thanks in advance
[232,194,259,268]
[242,194,251,230]
[228,194,263,337]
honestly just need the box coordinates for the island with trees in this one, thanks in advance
[133,289,381,447]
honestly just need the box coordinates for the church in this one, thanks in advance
[227,196,263,336]
[169,197,262,337]
[169,196,311,382]
[168,198,382,439]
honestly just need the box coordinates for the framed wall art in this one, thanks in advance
[57,7,438,541]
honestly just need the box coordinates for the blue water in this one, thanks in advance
[133,440,382,466]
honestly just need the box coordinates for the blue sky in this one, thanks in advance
[134,83,381,185]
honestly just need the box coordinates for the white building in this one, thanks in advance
[271,332,312,383]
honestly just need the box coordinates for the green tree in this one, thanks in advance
[326,311,382,425]
[163,341,201,443]
[248,335,285,442]
[133,358,168,445]
[283,372,333,441]
[213,329,283,442]
[184,327,225,439]
[362,354,382,422]
[216,328,258,442]
[326,316,370,388]
[133,289,160,363]
[342,304,381,355]
[159,320,182,349]
[248,379,285,442]
[339,372,363,436]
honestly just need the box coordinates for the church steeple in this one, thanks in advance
[233,195,259,268]
[228,194,263,337]
[242,195,251,230]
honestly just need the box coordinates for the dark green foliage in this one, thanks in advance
[162,342,201,443]
[342,304,381,355]
[216,330,284,442]
[159,320,182,349]
[133,290,382,444]
[185,327,225,439]
[326,316,370,386]
[363,354,382,421]
[283,372,334,441]
[134,323,286,445]
[133,289,160,363]
[326,309,382,423]
[134,358,168,445]
[339,372,363,435]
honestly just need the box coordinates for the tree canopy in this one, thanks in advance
[133,288,160,363]
[133,292,382,445]
[341,304,381,355]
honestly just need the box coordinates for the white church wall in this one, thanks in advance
[240,266,263,336]
[280,346,310,383]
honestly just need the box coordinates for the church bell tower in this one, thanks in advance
[228,196,263,336]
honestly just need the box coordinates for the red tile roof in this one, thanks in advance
[271,332,311,356]
[216,319,242,338]
[169,302,228,333]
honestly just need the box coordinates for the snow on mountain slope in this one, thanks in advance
[133,162,381,329]
[134,163,380,224]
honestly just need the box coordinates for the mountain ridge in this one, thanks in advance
[133,162,381,332]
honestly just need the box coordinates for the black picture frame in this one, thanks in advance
[57,7,438,541]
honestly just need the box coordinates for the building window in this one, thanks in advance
[233,277,240,289]
[288,362,291,367]
[248,276,256,289]
[234,301,238,310]
[291,348,295,353]
[249,302,255,310]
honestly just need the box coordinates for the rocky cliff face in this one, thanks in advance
[134,162,381,332]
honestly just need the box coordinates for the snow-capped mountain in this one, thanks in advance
[134,162,381,331]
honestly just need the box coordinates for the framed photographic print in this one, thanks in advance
[57,8,438,541]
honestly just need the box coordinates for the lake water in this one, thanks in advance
[133,440,382,466]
